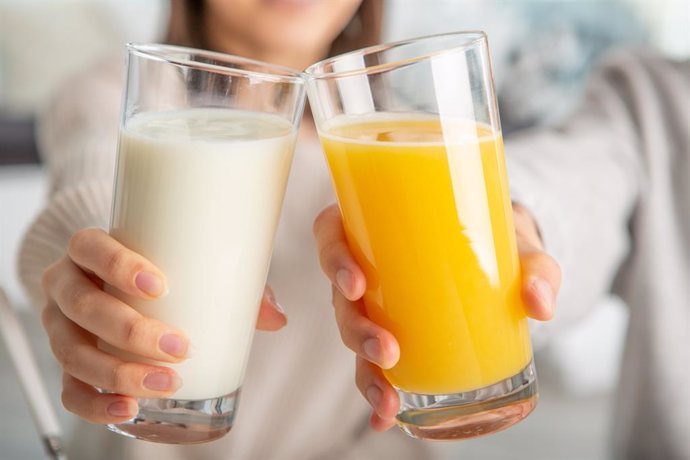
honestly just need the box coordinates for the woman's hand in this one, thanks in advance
[313,203,561,431]
[41,227,286,424]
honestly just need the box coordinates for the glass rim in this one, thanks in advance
[127,43,305,85]
[304,31,487,80]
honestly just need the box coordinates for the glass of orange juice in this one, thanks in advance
[305,32,537,440]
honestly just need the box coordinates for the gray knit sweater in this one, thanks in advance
[507,49,690,460]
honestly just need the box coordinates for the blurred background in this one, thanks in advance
[1,0,688,458]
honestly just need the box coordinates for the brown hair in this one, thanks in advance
[166,0,384,60]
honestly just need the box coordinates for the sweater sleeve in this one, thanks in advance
[503,49,681,346]
[17,56,124,311]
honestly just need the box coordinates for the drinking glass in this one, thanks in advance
[105,44,305,444]
[305,32,537,440]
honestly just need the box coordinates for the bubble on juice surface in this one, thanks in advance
[326,115,491,145]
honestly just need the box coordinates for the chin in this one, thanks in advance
[261,26,334,55]
[262,0,321,10]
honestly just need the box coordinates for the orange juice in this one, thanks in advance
[320,116,532,395]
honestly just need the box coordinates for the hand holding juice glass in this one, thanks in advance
[306,32,538,440]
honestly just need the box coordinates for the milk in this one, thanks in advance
[108,108,295,400]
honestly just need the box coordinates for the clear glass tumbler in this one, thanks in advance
[104,44,305,444]
[305,32,537,440]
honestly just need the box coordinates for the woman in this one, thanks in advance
[20,1,558,459]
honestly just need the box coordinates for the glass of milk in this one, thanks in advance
[104,44,305,444]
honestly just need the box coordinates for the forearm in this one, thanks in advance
[506,54,645,344]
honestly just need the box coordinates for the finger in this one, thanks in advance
[44,258,189,361]
[61,373,139,424]
[370,412,398,432]
[67,228,167,299]
[516,238,561,322]
[512,204,561,321]
[513,204,544,250]
[333,287,399,369]
[355,356,399,431]
[519,250,561,321]
[313,205,366,301]
[256,285,287,331]
[43,303,182,398]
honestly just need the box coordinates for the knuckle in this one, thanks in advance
[68,228,96,256]
[312,206,334,237]
[104,248,129,277]
[355,356,366,378]
[40,304,53,331]
[54,343,76,373]
[312,210,326,237]
[550,258,563,284]
[354,357,370,392]
[91,398,106,421]
[522,250,543,267]
[61,387,99,422]
[60,377,81,416]
[122,316,147,348]
[339,315,361,350]
[332,291,348,326]
[536,251,561,279]
[60,388,75,413]
[92,397,111,421]
[109,363,133,392]
[313,204,341,238]
[331,284,339,305]
[41,261,58,294]
[104,249,145,282]
[318,239,343,273]
[64,284,96,317]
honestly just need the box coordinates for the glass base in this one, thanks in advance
[396,360,537,440]
[106,388,241,444]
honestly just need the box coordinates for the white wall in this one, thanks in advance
[0,0,167,115]
[633,0,690,58]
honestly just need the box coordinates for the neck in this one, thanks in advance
[203,19,328,71]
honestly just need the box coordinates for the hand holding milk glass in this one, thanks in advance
[105,45,305,443]
[305,32,537,440]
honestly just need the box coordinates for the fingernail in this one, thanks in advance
[143,372,182,392]
[265,291,285,314]
[366,385,383,409]
[530,277,555,312]
[336,269,352,297]
[135,271,167,297]
[273,301,285,314]
[107,400,136,417]
[363,338,382,366]
[159,333,188,358]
